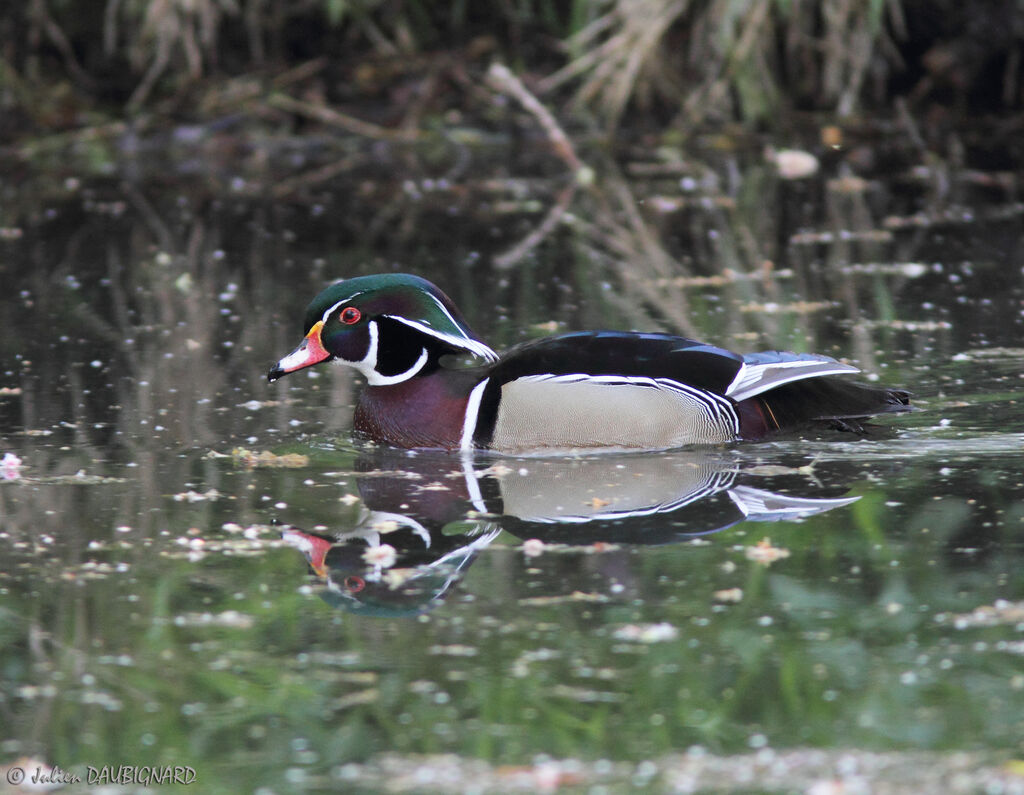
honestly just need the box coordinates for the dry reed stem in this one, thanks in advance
[30,0,97,90]
[485,63,587,177]
[557,0,689,129]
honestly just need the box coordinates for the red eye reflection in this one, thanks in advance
[344,575,365,593]
[340,307,361,325]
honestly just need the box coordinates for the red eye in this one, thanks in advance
[344,576,365,593]
[340,307,361,325]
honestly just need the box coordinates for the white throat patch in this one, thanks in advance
[350,320,429,386]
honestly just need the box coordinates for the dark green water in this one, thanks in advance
[2,133,1023,792]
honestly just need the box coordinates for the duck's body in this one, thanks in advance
[268,274,911,453]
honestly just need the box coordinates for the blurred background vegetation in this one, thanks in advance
[2,0,1023,142]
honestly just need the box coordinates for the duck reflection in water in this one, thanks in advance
[280,449,860,617]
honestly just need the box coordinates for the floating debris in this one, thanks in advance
[746,464,808,477]
[643,195,736,213]
[951,347,1024,361]
[223,448,310,468]
[769,148,819,180]
[790,229,893,245]
[331,689,380,711]
[382,567,415,589]
[713,588,744,603]
[522,538,545,558]
[837,262,929,278]
[428,644,479,657]
[612,623,679,643]
[548,684,626,703]
[944,600,1024,629]
[646,269,795,288]
[519,591,610,606]
[172,489,221,502]
[172,610,255,629]
[477,463,515,478]
[311,748,1024,793]
[1,452,23,481]
[883,204,1024,230]
[826,174,871,193]
[739,300,834,315]
[414,481,451,493]
[363,543,397,568]
[853,319,953,332]
[745,538,791,566]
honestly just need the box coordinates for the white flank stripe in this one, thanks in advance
[461,378,490,453]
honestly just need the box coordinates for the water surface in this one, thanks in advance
[2,131,1023,791]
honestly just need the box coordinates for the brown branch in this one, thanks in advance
[493,182,578,270]
[271,154,364,199]
[265,93,421,143]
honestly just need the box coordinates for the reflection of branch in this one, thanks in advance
[493,182,578,269]
[272,154,363,199]
[270,58,329,89]
[485,63,589,179]
[575,170,701,337]
[485,63,593,269]
[122,182,173,253]
[127,31,171,109]
[266,93,421,143]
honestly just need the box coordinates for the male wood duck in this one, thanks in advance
[268,273,911,453]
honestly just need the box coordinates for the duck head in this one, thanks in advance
[267,273,496,386]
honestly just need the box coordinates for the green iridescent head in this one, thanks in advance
[268,273,496,386]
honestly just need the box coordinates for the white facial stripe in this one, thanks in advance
[424,293,464,332]
[319,291,366,325]
[386,315,498,362]
[365,347,428,386]
[352,320,429,386]
[460,378,490,452]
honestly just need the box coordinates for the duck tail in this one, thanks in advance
[736,378,912,439]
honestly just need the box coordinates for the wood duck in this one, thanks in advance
[268,273,911,453]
